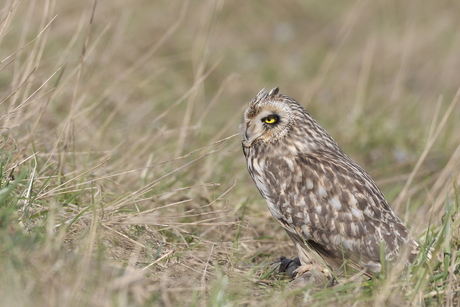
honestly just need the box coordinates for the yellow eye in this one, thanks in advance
[263,116,277,124]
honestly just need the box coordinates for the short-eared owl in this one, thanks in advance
[240,87,419,281]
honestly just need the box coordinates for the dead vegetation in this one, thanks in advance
[0,0,459,306]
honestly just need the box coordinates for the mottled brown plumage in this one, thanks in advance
[240,87,419,279]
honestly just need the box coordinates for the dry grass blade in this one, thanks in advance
[393,88,460,212]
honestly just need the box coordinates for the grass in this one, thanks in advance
[0,0,459,306]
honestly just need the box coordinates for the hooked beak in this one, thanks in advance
[241,123,263,147]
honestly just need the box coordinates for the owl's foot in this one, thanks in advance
[274,256,335,288]
[291,264,335,288]
[275,256,301,278]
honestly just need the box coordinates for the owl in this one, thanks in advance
[240,87,419,282]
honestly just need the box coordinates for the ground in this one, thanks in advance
[0,0,459,306]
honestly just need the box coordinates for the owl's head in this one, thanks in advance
[240,87,298,147]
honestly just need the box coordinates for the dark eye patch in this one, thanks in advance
[262,114,279,125]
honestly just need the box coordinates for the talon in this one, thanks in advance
[292,264,314,278]
[276,256,301,278]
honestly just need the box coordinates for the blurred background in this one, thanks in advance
[1,0,459,306]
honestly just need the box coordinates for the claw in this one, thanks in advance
[273,256,335,288]
[277,256,301,278]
